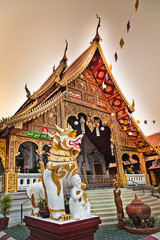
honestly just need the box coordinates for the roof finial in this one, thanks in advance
[63,39,68,61]
[96,14,101,37]
[91,14,102,44]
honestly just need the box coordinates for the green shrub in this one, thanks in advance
[0,194,12,218]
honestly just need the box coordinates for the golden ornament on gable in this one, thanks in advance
[106,85,112,92]
[98,71,104,79]
[113,99,121,106]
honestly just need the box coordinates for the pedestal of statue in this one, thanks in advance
[24,215,101,240]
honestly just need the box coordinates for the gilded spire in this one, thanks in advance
[91,14,102,43]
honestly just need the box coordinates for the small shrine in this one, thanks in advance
[0,18,158,193]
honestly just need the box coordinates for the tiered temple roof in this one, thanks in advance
[0,20,158,157]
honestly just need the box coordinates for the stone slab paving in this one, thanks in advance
[2,221,160,240]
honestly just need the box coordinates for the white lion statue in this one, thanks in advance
[27,125,89,221]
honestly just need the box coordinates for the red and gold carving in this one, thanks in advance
[76,79,87,91]
[67,88,82,99]
[8,173,17,192]
[88,84,98,95]
[83,93,94,103]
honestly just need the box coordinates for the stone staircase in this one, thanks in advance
[85,187,160,229]
[3,187,160,228]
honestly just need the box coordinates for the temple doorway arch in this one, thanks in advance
[67,114,113,176]
[15,141,39,173]
[132,154,141,173]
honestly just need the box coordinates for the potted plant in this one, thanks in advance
[0,194,12,230]
[23,164,30,173]
[37,198,49,218]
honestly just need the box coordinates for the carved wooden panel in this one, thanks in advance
[9,135,16,172]
[8,173,17,192]
[68,80,75,87]
[67,87,82,99]
[83,93,94,103]
[64,101,110,128]
[96,98,107,108]
[79,70,95,83]
[32,115,44,124]
[76,78,87,91]
[28,125,43,133]
[46,113,57,126]
[88,83,98,95]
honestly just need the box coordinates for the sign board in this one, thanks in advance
[25,131,51,140]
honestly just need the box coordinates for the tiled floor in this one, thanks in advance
[3,220,160,240]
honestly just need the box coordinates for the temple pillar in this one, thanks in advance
[111,114,127,186]
[2,135,17,193]
[139,153,150,184]
[149,170,157,186]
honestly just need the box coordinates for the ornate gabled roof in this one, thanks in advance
[0,26,158,156]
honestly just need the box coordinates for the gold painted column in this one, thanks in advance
[111,114,127,186]
[139,153,150,185]
[2,135,17,193]
[149,170,157,186]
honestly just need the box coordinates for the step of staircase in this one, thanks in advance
[85,187,160,229]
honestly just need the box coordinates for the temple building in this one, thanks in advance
[0,20,159,193]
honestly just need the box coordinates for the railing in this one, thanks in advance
[126,174,146,186]
[21,199,30,223]
[129,179,160,198]
[17,173,41,191]
[81,175,114,188]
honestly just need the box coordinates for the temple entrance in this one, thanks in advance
[95,164,102,175]
[67,113,114,178]
[15,141,39,173]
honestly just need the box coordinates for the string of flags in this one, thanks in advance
[112,0,139,64]
[136,120,157,124]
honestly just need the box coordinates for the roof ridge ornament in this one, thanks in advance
[128,99,135,113]
[91,14,102,44]
[63,39,68,61]
[25,84,33,100]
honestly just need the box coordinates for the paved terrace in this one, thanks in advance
[1,219,160,240]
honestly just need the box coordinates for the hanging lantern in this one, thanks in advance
[74,121,79,126]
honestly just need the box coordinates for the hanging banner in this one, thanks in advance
[25,131,52,140]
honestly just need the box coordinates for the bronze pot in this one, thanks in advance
[126,194,151,227]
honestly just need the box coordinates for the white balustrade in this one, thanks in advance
[126,174,146,185]
[17,173,41,191]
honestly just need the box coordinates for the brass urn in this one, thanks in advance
[126,194,151,227]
